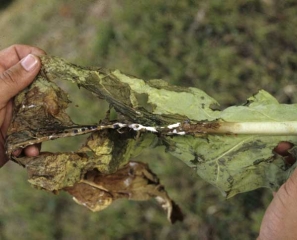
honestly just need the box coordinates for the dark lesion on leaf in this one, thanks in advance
[190,152,205,165]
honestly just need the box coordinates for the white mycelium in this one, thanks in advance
[167,123,181,129]
[128,124,158,133]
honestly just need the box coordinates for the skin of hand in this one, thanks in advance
[0,44,45,167]
[258,141,297,239]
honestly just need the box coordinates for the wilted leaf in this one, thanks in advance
[5,56,297,221]
[65,161,184,223]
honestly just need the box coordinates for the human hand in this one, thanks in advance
[258,141,297,239]
[0,44,45,167]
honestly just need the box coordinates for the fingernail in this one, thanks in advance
[21,54,38,72]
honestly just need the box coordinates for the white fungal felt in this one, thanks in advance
[170,129,186,135]
[167,123,180,129]
[176,131,186,135]
[113,123,127,128]
[128,124,158,132]
[22,104,36,109]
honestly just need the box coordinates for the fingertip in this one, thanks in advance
[20,54,40,72]
[275,141,294,154]
[0,54,42,105]
[12,148,22,157]
[24,145,40,157]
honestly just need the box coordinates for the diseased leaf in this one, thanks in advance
[65,161,184,223]
[5,56,297,221]
[163,134,293,198]
[162,90,297,197]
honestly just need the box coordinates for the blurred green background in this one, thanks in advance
[1,0,297,239]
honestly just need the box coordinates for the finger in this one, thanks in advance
[0,54,41,107]
[0,132,8,167]
[0,147,8,167]
[24,144,41,157]
[12,148,22,157]
[12,143,41,157]
[274,141,295,165]
[274,141,294,153]
[0,100,13,136]
[0,44,45,71]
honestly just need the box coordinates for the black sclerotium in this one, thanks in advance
[70,126,98,135]
[49,125,99,139]
[48,123,128,140]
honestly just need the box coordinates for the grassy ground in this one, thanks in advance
[0,0,296,239]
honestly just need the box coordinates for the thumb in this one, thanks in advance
[0,54,41,106]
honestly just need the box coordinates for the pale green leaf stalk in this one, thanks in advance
[203,121,297,135]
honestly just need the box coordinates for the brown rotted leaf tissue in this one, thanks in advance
[5,56,184,223]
